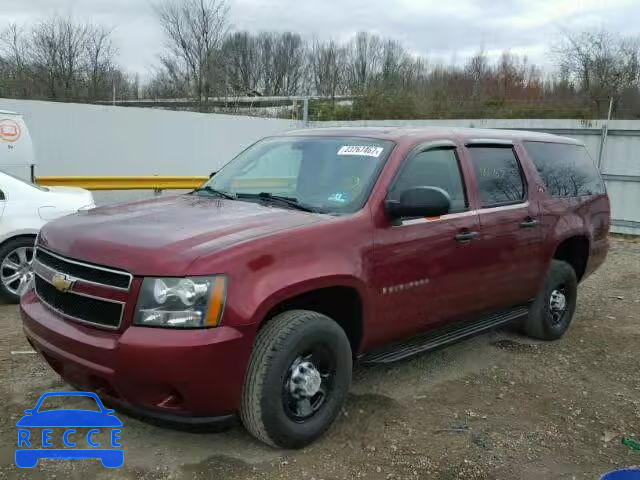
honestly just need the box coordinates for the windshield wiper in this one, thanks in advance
[236,192,318,213]
[192,186,237,200]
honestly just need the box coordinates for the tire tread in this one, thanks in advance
[240,310,338,447]
[523,259,577,340]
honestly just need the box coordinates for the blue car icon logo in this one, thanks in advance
[16,391,123,468]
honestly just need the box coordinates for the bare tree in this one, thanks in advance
[274,32,306,96]
[380,39,408,89]
[29,16,89,99]
[496,52,524,99]
[145,67,189,98]
[256,32,306,96]
[555,29,640,116]
[56,18,88,96]
[86,25,117,101]
[154,0,229,110]
[465,49,489,100]
[222,31,260,94]
[30,18,60,98]
[0,23,31,97]
[1,17,139,102]
[348,32,382,92]
[309,39,346,99]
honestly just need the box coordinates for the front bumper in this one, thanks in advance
[20,290,254,423]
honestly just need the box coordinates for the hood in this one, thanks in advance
[38,195,327,275]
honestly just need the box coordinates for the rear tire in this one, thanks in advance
[0,236,36,304]
[240,310,352,448]
[523,259,577,340]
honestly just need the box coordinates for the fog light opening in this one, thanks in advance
[156,390,184,410]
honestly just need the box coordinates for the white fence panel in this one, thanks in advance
[0,99,302,176]
[0,99,303,204]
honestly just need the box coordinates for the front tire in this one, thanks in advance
[0,237,35,303]
[240,310,352,448]
[523,259,578,340]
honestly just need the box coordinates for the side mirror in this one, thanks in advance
[209,171,217,179]
[385,186,451,220]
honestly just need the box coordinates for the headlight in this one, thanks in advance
[134,276,227,328]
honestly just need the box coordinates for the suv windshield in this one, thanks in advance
[196,136,394,214]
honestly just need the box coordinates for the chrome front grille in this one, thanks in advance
[35,248,132,290]
[32,248,131,329]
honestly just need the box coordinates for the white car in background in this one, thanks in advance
[0,172,95,302]
[0,109,94,303]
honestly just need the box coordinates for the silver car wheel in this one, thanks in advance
[1,246,35,296]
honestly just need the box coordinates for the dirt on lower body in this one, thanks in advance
[1,237,639,479]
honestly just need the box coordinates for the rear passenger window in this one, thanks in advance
[391,148,467,212]
[468,146,526,207]
[523,142,606,197]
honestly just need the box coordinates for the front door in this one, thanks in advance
[371,144,483,346]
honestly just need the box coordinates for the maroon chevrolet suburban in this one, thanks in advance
[20,127,610,448]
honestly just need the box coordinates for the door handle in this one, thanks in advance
[520,217,539,228]
[455,231,479,242]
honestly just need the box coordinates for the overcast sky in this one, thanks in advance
[3,0,639,79]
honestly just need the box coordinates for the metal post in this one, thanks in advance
[303,97,309,126]
[597,97,614,170]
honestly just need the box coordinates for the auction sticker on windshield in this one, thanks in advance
[15,391,123,468]
[337,145,384,157]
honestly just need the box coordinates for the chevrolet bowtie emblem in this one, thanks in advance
[51,273,75,292]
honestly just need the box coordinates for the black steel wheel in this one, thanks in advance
[240,310,352,448]
[523,259,578,340]
[282,348,336,422]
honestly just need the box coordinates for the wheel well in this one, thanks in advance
[553,236,589,280]
[0,234,37,250]
[263,286,364,354]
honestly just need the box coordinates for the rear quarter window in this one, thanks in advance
[523,142,606,197]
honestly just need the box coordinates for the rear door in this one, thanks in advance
[464,142,544,311]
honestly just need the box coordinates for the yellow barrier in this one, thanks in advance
[36,176,208,191]
[35,176,298,191]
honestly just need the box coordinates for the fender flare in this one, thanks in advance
[248,274,369,327]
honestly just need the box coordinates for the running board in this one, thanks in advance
[360,306,529,365]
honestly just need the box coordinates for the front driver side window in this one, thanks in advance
[390,147,468,213]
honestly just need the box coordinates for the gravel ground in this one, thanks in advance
[0,236,638,479]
